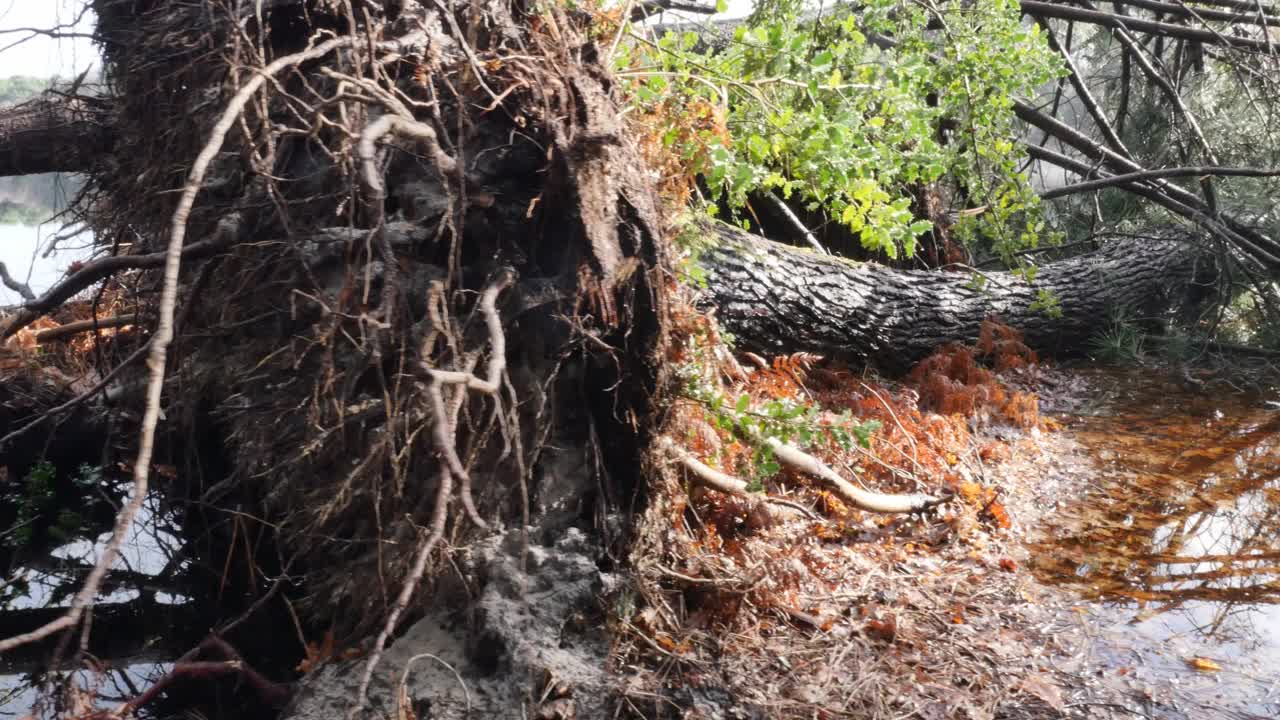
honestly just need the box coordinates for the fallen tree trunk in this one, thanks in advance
[697,222,1205,367]
[0,94,112,176]
[0,96,1209,370]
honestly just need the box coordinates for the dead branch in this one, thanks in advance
[631,0,718,21]
[97,635,290,718]
[765,192,828,255]
[34,314,138,343]
[1039,19,1133,160]
[0,224,235,339]
[1020,0,1278,52]
[0,261,35,301]
[0,260,212,450]
[1041,166,1280,200]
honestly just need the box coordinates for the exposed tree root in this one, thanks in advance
[659,436,812,521]
[758,435,943,513]
[354,270,516,716]
[414,271,516,529]
[90,635,290,719]
[661,429,939,515]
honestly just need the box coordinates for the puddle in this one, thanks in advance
[1029,366,1280,717]
[0,462,297,719]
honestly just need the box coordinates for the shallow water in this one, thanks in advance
[0,468,290,719]
[1029,366,1280,716]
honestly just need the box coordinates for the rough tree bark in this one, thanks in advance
[697,222,1204,366]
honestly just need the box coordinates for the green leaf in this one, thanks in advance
[852,420,882,448]
[909,219,933,234]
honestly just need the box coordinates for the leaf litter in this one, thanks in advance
[617,315,1170,719]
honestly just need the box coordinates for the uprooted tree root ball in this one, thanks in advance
[3,0,676,713]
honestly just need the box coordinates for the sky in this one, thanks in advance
[0,0,100,79]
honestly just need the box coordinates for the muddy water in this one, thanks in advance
[1029,366,1280,717]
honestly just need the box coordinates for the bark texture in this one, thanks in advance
[0,95,111,176]
[698,222,1204,367]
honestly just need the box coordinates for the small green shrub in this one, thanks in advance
[1089,312,1145,362]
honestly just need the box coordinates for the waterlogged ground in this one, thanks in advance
[1028,366,1280,718]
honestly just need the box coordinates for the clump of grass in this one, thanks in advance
[1089,311,1145,362]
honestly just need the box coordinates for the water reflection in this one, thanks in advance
[0,469,196,717]
[1030,367,1280,684]
[0,458,297,719]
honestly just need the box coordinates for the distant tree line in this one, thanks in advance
[0,76,59,107]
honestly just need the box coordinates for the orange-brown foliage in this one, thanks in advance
[907,320,1041,429]
[652,310,1036,638]
[631,91,731,207]
[977,318,1039,372]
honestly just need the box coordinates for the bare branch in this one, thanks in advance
[1021,0,1278,52]
[1111,0,1280,27]
[1042,166,1280,199]
[1028,144,1280,267]
[631,0,719,21]
[33,314,139,343]
[1039,19,1133,159]
[0,261,34,301]
[0,221,235,339]
[766,191,828,254]
[1187,0,1280,13]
